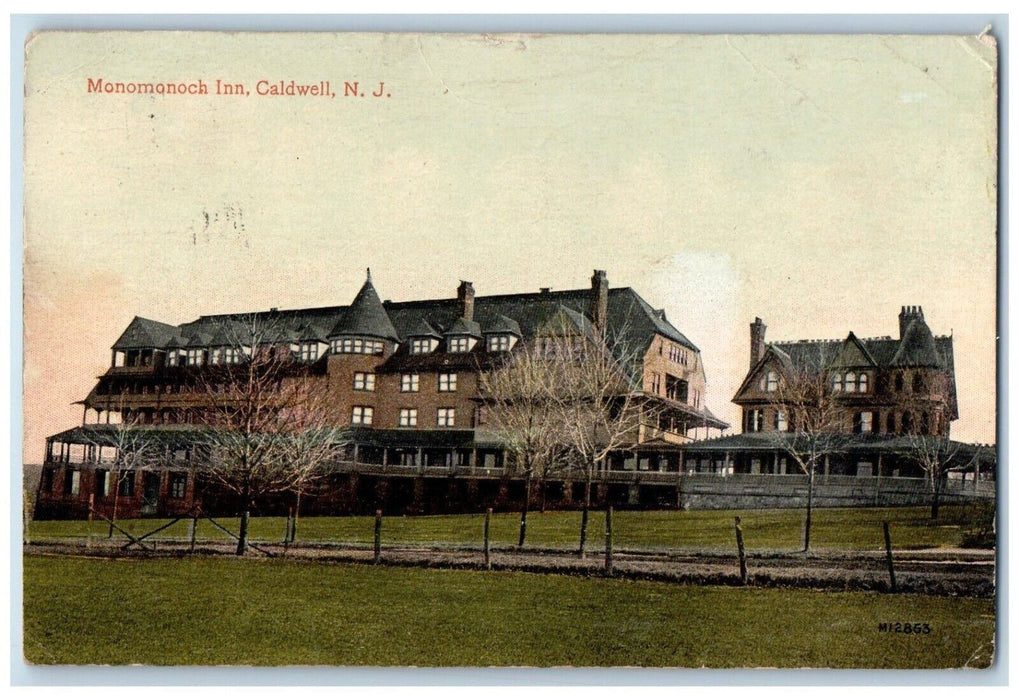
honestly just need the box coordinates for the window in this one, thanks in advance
[223,347,243,364]
[650,372,662,394]
[833,373,843,392]
[41,467,54,493]
[913,373,925,393]
[300,342,320,362]
[170,473,187,499]
[760,370,779,392]
[855,411,874,434]
[331,338,385,355]
[398,408,418,427]
[448,336,472,353]
[63,469,80,496]
[844,372,857,393]
[353,372,376,391]
[886,413,896,434]
[167,351,179,367]
[746,409,764,433]
[858,372,869,393]
[400,373,420,393]
[351,406,374,426]
[438,373,457,392]
[410,338,437,355]
[487,335,513,352]
[895,373,905,392]
[95,469,108,497]
[186,349,204,366]
[776,411,788,432]
[437,408,456,428]
[118,471,135,497]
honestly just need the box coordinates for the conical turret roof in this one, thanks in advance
[891,317,944,368]
[328,269,399,342]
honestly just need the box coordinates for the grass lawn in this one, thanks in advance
[27,504,989,552]
[22,554,994,667]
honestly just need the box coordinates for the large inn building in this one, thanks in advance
[36,270,731,518]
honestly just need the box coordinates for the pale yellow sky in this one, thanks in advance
[23,32,998,461]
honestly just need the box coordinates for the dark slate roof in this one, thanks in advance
[487,314,522,336]
[112,317,179,350]
[680,432,992,463]
[891,318,945,368]
[106,278,702,364]
[446,317,482,337]
[405,317,442,338]
[328,272,400,342]
[769,333,953,372]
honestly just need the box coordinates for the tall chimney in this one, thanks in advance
[457,280,475,321]
[750,317,767,367]
[899,305,924,338]
[590,270,609,330]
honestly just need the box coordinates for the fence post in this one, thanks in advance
[188,511,198,554]
[604,506,614,575]
[373,509,383,564]
[87,494,95,549]
[23,490,31,545]
[484,508,492,570]
[283,509,292,556]
[883,521,897,593]
[734,515,748,585]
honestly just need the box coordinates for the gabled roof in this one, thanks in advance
[446,317,482,337]
[486,314,522,336]
[328,271,400,342]
[404,317,442,339]
[112,317,179,350]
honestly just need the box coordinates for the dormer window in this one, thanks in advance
[299,342,320,362]
[486,335,515,352]
[186,349,204,366]
[410,338,439,355]
[448,336,475,353]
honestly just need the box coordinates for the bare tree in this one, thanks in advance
[194,315,349,554]
[82,400,159,537]
[762,344,850,552]
[479,337,570,548]
[553,329,649,558]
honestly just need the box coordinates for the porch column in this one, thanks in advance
[382,447,389,467]
[823,454,830,477]
[352,443,359,465]
[470,448,477,469]
[416,447,423,467]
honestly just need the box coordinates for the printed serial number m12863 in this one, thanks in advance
[878,622,932,634]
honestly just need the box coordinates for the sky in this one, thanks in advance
[22,32,998,462]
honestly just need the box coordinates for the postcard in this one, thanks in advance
[21,30,998,670]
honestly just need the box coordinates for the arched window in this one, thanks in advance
[901,412,913,434]
[895,373,905,392]
[844,372,857,393]
[886,413,896,434]
[921,412,930,435]
[858,372,869,393]
[913,373,925,393]
[832,373,843,392]
[763,370,778,391]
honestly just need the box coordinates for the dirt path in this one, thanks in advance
[23,538,995,598]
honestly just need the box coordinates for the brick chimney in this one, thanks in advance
[590,270,609,330]
[457,280,475,321]
[898,305,924,338]
[750,317,767,367]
